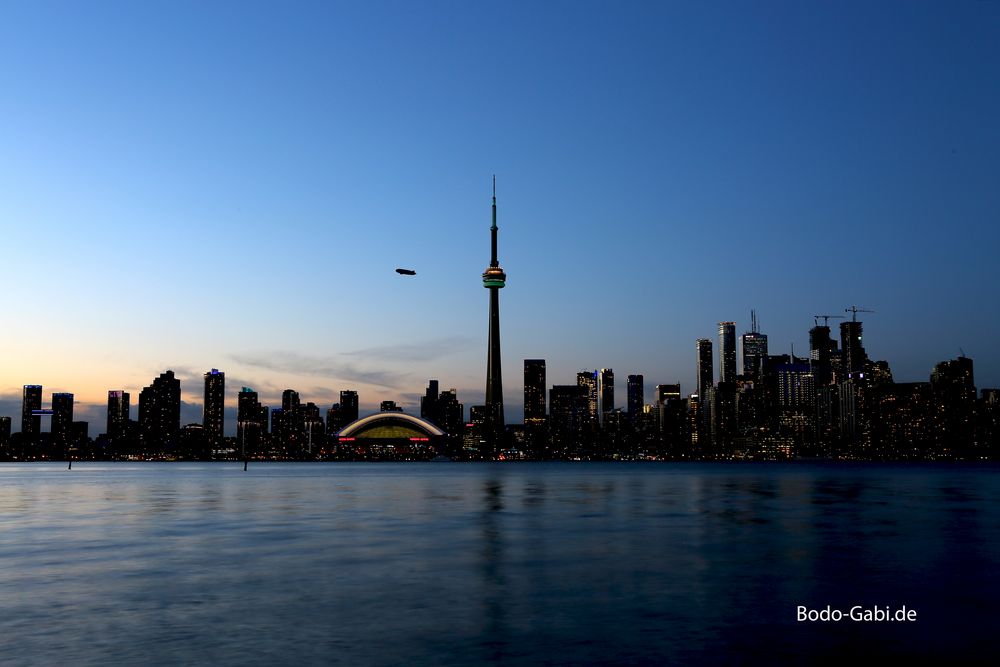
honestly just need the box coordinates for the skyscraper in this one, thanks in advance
[483,177,507,436]
[599,368,614,422]
[51,392,74,451]
[107,390,130,442]
[841,316,867,377]
[809,324,836,387]
[420,380,441,424]
[523,359,546,424]
[237,387,263,454]
[340,390,359,425]
[740,311,768,380]
[203,369,225,445]
[696,339,713,399]
[138,370,181,454]
[718,322,737,383]
[21,385,42,446]
[627,374,644,421]
[577,370,598,430]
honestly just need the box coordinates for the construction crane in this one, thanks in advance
[845,305,875,322]
[813,314,845,327]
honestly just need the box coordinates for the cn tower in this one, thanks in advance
[483,176,506,433]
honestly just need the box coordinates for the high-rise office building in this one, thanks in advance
[549,384,588,452]
[577,371,598,430]
[138,370,181,453]
[840,320,867,377]
[0,417,11,451]
[740,311,768,380]
[696,339,713,399]
[420,380,441,424]
[655,384,681,404]
[627,374,644,421]
[340,390,359,425]
[51,392,74,451]
[203,369,225,445]
[599,368,614,422]
[21,385,42,445]
[718,322,737,383]
[523,359,546,424]
[237,387,264,454]
[107,390,130,442]
[931,356,977,457]
[483,177,507,436]
[809,324,836,387]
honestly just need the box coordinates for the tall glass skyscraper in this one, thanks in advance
[203,369,225,445]
[718,322,737,383]
[523,359,546,424]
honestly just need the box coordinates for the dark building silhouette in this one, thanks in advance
[523,359,546,424]
[203,369,225,446]
[549,384,588,455]
[0,416,11,457]
[420,380,441,423]
[627,374,644,423]
[51,392,74,453]
[931,356,977,458]
[718,322,737,383]
[840,320,867,377]
[599,368,614,423]
[21,385,42,447]
[237,387,264,456]
[655,384,681,405]
[302,402,324,455]
[873,382,938,459]
[696,338,713,399]
[380,400,402,412]
[340,390,359,426]
[138,370,181,455]
[482,177,507,439]
[107,390,130,443]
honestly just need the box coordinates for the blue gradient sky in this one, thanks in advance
[1,0,998,431]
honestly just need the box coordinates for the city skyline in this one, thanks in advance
[2,2,999,422]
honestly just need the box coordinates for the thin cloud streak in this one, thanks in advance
[228,352,405,389]
[343,336,476,362]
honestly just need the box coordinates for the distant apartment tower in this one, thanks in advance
[203,369,225,445]
[740,311,768,380]
[840,320,867,377]
[523,359,546,424]
[138,370,181,452]
[627,374,644,421]
[51,392,74,450]
[718,322,737,383]
[21,385,42,445]
[107,390,130,441]
[809,324,836,387]
[696,339,713,399]
[549,384,588,450]
[340,390,359,425]
[420,380,441,423]
[237,387,264,451]
[599,368,614,422]
[577,371,598,429]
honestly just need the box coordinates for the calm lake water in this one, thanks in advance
[1,462,998,665]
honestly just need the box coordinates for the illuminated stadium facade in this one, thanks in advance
[336,413,447,460]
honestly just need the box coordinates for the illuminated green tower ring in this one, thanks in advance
[482,266,506,288]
